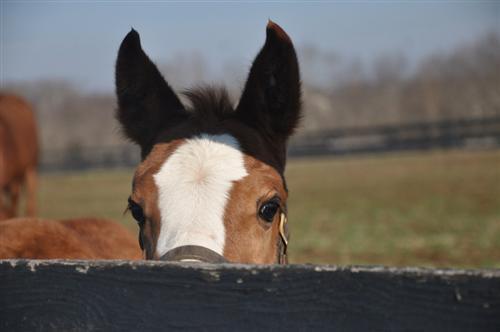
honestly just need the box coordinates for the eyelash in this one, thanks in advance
[127,197,145,226]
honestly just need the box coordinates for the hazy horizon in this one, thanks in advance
[2,1,499,93]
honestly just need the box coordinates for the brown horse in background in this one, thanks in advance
[0,94,142,260]
[0,217,142,259]
[0,93,38,220]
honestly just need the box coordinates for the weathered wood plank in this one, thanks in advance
[0,260,499,331]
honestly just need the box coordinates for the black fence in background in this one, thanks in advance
[289,116,500,157]
[40,116,500,172]
[40,144,140,172]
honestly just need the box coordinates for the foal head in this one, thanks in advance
[115,21,301,264]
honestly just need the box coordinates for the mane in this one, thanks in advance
[183,86,235,121]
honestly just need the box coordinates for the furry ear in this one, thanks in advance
[236,21,301,142]
[115,29,186,156]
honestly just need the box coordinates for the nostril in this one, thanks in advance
[159,245,227,263]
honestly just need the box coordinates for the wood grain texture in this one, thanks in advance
[1,260,499,331]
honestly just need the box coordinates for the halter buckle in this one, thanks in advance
[279,213,288,264]
[279,213,288,246]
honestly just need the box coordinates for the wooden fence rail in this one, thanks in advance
[1,260,499,331]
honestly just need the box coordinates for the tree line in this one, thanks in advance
[3,31,499,155]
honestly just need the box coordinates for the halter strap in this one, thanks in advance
[160,245,227,263]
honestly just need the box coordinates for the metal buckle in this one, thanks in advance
[279,212,288,248]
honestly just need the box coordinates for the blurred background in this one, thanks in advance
[1,1,499,267]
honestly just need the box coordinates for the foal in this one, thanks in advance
[116,21,301,264]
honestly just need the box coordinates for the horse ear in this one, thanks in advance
[115,29,186,156]
[236,21,301,142]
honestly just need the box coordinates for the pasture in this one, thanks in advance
[34,149,500,268]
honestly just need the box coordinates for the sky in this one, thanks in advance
[1,1,499,92]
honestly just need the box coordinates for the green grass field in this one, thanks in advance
[35,149,500,268]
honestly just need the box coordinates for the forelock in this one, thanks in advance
[183,86,234,122]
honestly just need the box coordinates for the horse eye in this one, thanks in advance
[259,201,280,223]
[128,198,145,226]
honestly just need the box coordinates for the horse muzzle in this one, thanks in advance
[159,245,227,263]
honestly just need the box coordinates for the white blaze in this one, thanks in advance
[153,134,248,257]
